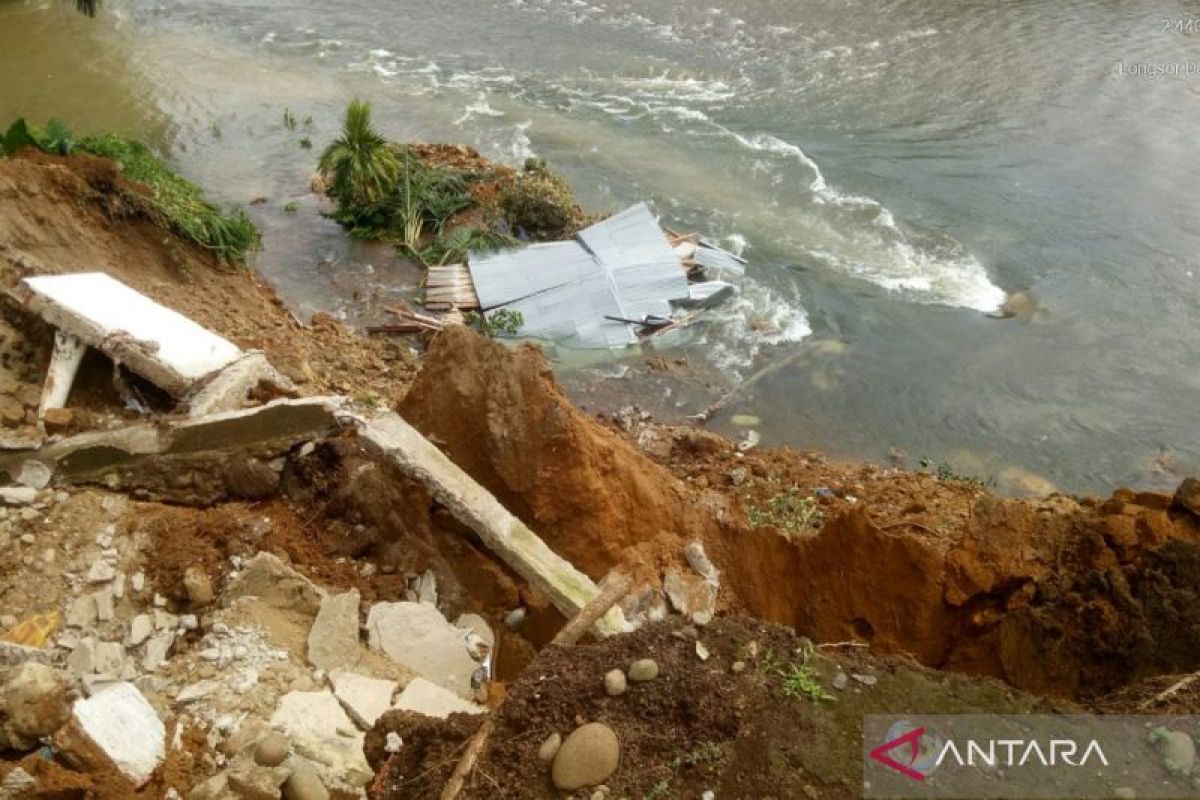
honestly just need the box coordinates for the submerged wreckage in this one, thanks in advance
[422,203,745,349]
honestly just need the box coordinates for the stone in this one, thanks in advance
[731,661,746,674]
[603,669,627,697]
[54,682,165,787]
[0,394,24,427]
[41,407,74,435]
[93,641,125,675]
[183,566,215,607]
[87,560,115,583]
[228,761,290,800]
[366,602,479,698]
[1173,478,1200,517]
[0,767,36,795]
[0,487,37,506]
[683,541,719,585]
[66,595,97,629]
[269,691,371,786]
[223,457,281,501]
[94,587,115,622]
[188,771,230,800]
[663,568,717,621]
[16,461,52,490]
[551,722,620,791]
[0,663,73,750]
[1155,728,1195,775]
[131,572,145,593]
[328,669,397,730]
[129,614,153,646]
[538,732,562,763]
[225,552,324,616]
[832,672,849,690]
[392,677,485,719]
[628,659,659,683]
[67,638,96,676]
[456,613,495,649]
[306,590,361,671]
[415,569,438,605]
[254,732,290,767]
[282,757,330,800]
[143,631,176,671]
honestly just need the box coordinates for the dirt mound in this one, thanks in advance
[0,152,415,416]
[367,616,1050,800]
[399,326,732,581]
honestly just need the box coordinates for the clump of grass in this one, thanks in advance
[282,201,299,214]
[918,457,991,489]
[762,647,835,703]
[77,133,259,264]
[744,483,824,535]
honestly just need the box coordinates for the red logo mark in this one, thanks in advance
[870,725,928,783]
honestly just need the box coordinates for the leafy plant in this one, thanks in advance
[745,484,823,534]
[918,458,990,489]
[76,134,259,264]
[283,201,298,214]
[318,100,400,211]
[419,225,517,266]
[763,647,834,703]
[2,119,40,157]
[463,308,524,338]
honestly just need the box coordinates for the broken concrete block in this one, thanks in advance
[87,560,115,583]
[392,677,485,720]
[54,682,165,787]
[129,614,153,646]
[67,638,96,676]
[269,691,371,786]
[328,670,396,730]
[663,567,717,621]
[306,590,360,672]
[227,759,290,800]
[415,570,437,606]
[365,602,479,699]
[0,663,73,750]
[0,487,37,506]
[93,641,125,675]
[350,412,627,637]
[16,272,244,397]
[186,351,295,418]
[224,552,325,616]
[66,595,97,629]
[94,587,115,622]
[143,631,175,671]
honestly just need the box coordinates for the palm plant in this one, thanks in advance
[318,100,400,210]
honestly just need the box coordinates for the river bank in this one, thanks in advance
[3,148,1200,797]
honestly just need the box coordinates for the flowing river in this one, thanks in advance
[3,0,1200,494]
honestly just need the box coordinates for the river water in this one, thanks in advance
[3,0,1200,494]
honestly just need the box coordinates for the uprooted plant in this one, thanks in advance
[743,480,824,535]
[1,117,259,264]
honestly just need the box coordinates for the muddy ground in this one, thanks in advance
[3,151,1200,799]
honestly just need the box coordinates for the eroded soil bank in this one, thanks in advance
[3,151,1200,798]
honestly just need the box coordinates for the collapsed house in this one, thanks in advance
[423,203,745,349]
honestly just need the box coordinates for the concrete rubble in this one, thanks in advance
[53,681,166,786]
[365,602,480,699]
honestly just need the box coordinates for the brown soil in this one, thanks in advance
[0,151,416,425]
[366,616,1054,800]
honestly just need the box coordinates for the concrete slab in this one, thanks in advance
[365,602,478,699]
[54,682,165,787]
[269,690,371,786]
[15,272,242,396]
[349,411,628,637]
[392,677,485,719]
[328,670,397,730]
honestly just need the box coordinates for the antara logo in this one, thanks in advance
[870,721,1109,783]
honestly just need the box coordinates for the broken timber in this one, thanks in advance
[346,411,629,637]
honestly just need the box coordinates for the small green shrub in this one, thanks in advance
[463,308,524,338]
[498,157,581,240]
[283,201,299,214]
[745,484,823,534]
[762,647,834,703]
[918,458,990,489]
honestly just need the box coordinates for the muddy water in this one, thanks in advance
[3,0,1200,495]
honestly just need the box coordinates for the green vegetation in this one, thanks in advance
[283,108,298,131]
[315,101,582,272]
[1,118,258,264]
[299,137,313,150]
[918,457,991,489]
[762,647,835,703]
[642,742,726,800]
[744,482,824,535]
[463,308,524,338]
[498,157,583,240]
[77,134,259,264]
[282,201,299,214]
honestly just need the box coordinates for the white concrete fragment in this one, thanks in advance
[86,560,115,583]
[128,614,153,646]
[0,487,37,506]
[269,691,371,786]
[16,460,52,490]
[142,631,175,671]
[328,670,397,730]
[93,641,125,675]
[306,590,360,671]
[186,351,294,417]
[66,595,97,629]
[350,412,628,636]
[392,678,485,719]
[17,273,243,397]
[94,588,115,622]
[55,682,165,787]
[365,602,479,699]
